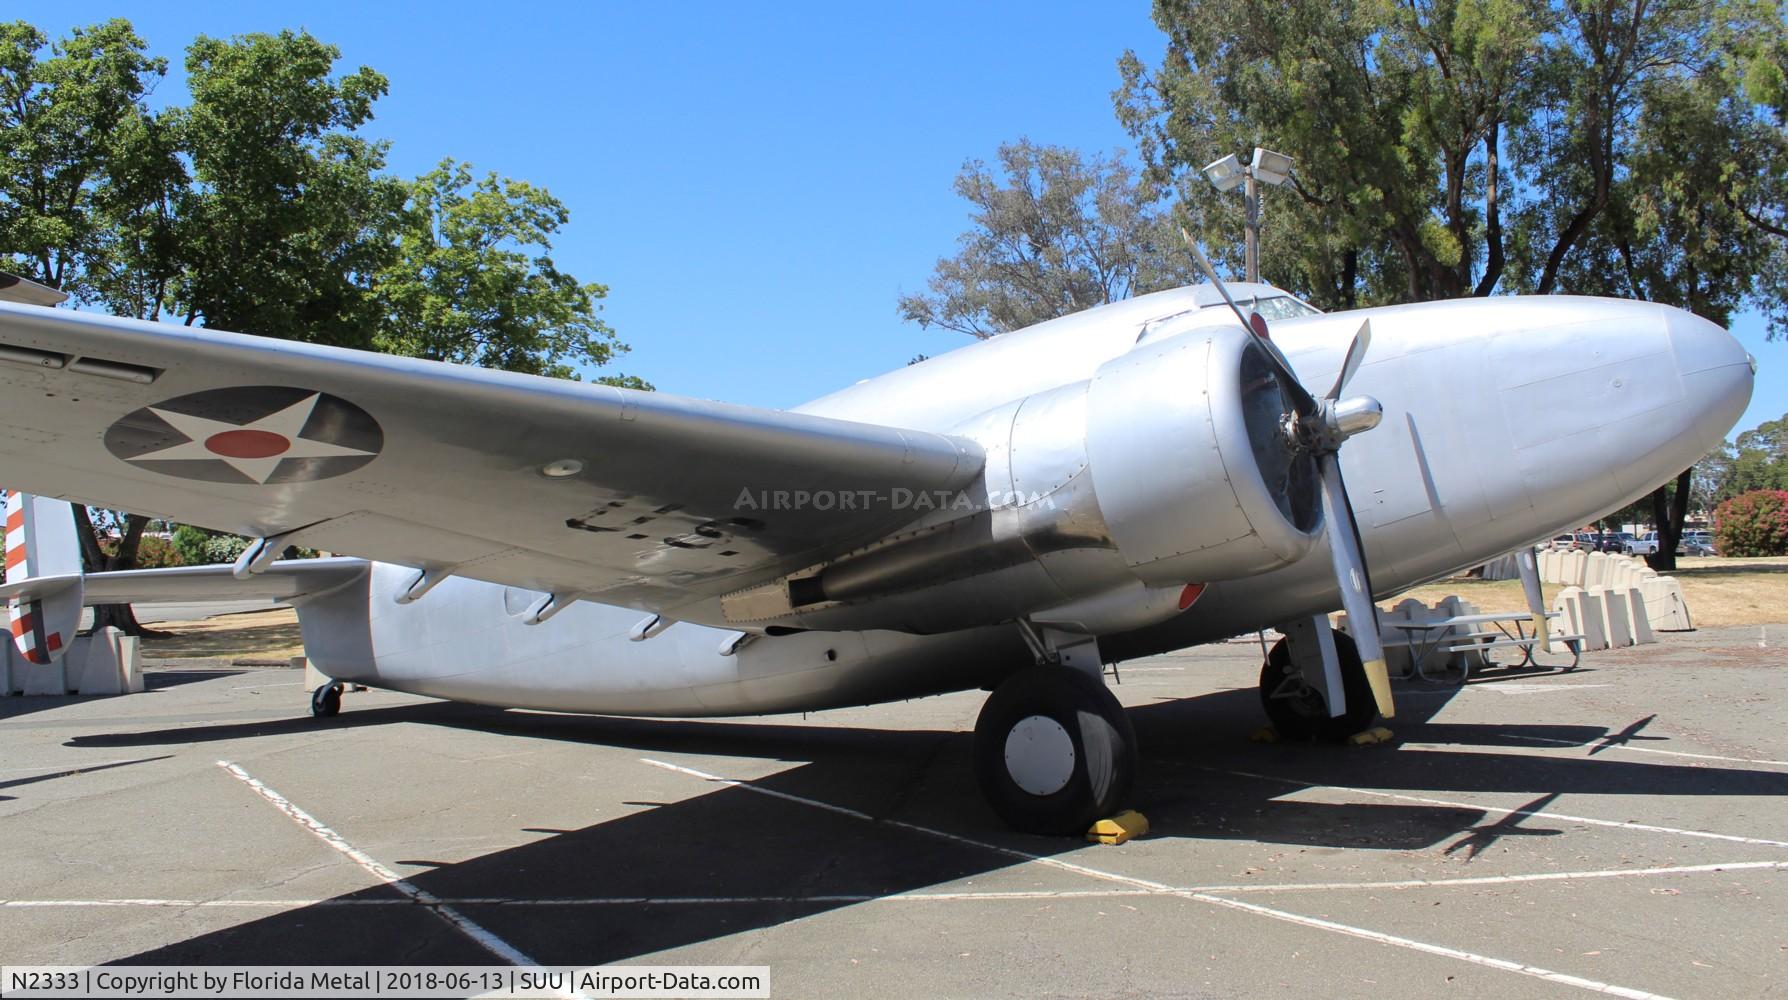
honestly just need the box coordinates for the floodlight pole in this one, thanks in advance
[1205,147,1291,285]
[1244,171,1260,284]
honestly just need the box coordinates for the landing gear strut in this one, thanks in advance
[974,666,1136,835]
[310,681,342,718]
[1259,626,1376,741]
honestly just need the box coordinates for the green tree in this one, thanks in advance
[1709,413,1788,501]
[172,30,407,348]
[375,159,643,385]
[898,139,1197,338]
[0,19,165,301]
[1114,0,1787,317]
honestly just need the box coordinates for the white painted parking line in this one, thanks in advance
[9,859,1785,911]
[1206,859,1788,893]
[215,760,549,973]
[1197,763,1788,850]
[640,757,1676,999]
[1471,683,1613,694]
[1191,892,1672,999]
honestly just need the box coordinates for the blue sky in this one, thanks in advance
[20,2,1786,437]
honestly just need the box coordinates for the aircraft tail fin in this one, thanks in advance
[4,491,84,664]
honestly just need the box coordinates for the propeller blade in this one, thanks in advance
[1176,225,1389,717]
[1317,455,1395,718]
[1177,226,1317,418]
[1178,225,1254,331]
[1326,319,1372,401]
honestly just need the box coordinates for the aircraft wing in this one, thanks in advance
[0,303,984,617]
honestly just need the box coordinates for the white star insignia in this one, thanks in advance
[127,393,375,484]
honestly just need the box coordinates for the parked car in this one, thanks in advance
[1599,531,1636,553]
[1626,532,1661,555]
[1679,532,1715,556]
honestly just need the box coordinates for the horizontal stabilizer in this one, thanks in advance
[0,273,68,307]
[0,557,368,608]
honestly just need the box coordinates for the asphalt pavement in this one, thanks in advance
[3,623,1786,998]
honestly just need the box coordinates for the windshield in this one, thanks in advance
[1245,294,1321,321]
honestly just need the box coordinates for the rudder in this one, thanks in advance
[4,491,84,664]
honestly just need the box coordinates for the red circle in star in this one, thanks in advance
[205,429,291,459]
[1178,583,1206,610]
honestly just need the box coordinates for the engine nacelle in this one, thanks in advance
[721,328,1320,634]
[1080,328,1321,586]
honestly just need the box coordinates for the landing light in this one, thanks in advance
[540,458,584,478]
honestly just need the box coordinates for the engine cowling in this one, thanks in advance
[1079,327,1321,586]
[721,328,1320,633]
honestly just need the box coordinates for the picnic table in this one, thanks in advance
[1383,611,1583,681]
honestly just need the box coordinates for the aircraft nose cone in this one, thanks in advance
[1663,304,1753,447]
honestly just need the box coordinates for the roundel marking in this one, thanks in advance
[104,386,382,485]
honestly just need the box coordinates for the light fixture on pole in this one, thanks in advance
[1202,154,1245,193]
[1201,147,1295,283]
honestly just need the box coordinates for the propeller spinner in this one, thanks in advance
[1178,229,1396,719]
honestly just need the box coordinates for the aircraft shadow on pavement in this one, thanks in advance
[92,674,1788,967]
[0,755,172,803]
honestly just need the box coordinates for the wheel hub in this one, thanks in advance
[1004,714,1076,796]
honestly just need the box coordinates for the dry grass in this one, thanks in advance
[1389,555,1788,627]
[140,607,304,663]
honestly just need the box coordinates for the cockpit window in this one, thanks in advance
[1246,294,1321,320]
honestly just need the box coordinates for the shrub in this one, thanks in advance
[203,533,253,564]
[170,524,253,565]
[97,534,184,568]
[1712,489,1788,557]
[172,524,210,565]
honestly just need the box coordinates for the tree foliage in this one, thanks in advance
[1703,412,1788,502]
[376,159,641,384]
[897,139,1198,338]
[0,19,166,303]
[1113,0,1787,330]
[172,30,407,347]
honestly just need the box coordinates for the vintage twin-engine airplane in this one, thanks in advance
[0,258,1754,835]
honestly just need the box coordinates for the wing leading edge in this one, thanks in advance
[0,303,985,620]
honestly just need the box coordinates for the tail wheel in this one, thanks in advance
[1259,629,1376,741]
[310,682,342,718]
[974,666,1135,835]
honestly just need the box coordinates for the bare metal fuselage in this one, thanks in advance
[296,289,1753,716]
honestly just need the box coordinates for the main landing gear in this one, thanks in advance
[1258,621,1377,741]
[974,662,1136,836]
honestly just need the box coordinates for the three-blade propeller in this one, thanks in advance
[1178,229,1396,719]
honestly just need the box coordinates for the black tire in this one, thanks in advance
[974,666,1136,836]
[1258,630,1377,741]
[310,683,341,718]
